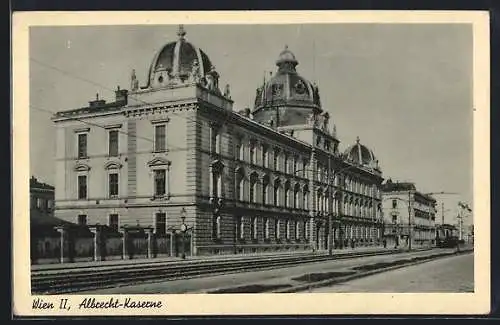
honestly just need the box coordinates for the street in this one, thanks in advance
[76,248,468,294]
[309,252,474,293]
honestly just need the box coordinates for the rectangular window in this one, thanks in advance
[392,200,397,209]
[109,214,119,232]
[36,198,42,209]
[78,175,87,199]
[154,169,166,196]
[211,126,221,154]
[108,130,119,156]
[264,218,270,239]
[108,173,119,197]
[154,125,166,152]
[155,212,166,235]
[251,217,258,240]
[240,217,245,239]
[77,133,87,159]
[77,214,87,225]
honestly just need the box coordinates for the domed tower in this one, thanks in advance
[132,25,220,93]
[253,45,322,127]
[344,137,381,171]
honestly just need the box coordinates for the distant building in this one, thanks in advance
[381,180,437,248]
[30,176,55,216]
[433,195,473,241]
[52,25,385,256]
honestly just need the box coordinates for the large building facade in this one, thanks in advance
[53,26,385,256]
[381,180,437,248]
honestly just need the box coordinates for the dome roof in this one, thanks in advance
[254,45,321,111]
[344,137,379,168]
[146,25,214,88]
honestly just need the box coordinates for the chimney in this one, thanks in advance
[89,93,106,108]
[115,86,128,105]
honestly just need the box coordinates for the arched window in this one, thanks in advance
[317,189,323,212]
[250,141,257,165]
[285,181,291,207]
[210,124,221,155]
[275,219,281,239]
[262,145,269,168]
[273,149,280,171]
[274,179,281,206]
[236,168,245,202]
[293,183,300,209]
[210,161,224,198]
[324,190,329,213]
[250,172,259,203]
[302,159,309,178]
[235,137,244,161]
[262,175,270,205]
[303,185,309,209]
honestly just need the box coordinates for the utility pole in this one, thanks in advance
[457,209,463,241]
[441,202,445,225]
[408,190,412,251]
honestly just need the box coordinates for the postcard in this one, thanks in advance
[12,10,490,316]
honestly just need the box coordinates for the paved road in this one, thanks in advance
[309,252,474,293]
[78,249,457,294]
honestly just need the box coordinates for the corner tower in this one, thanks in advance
[253,45,322,127]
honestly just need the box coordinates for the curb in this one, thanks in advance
[272,249,473,293]
[31,248,425,294]
[32,248,407,275]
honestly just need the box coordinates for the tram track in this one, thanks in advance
[32,248,433,294]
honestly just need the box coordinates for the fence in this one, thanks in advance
[30,226,192,265]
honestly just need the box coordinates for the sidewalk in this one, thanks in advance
[31,245,402,272]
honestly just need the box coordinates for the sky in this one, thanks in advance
[29,23,473,206]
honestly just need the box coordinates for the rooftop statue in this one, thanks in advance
[190,59,201,83]
[224,84,231,99]
[130,69,139,91]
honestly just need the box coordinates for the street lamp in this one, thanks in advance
[179,207,191,259]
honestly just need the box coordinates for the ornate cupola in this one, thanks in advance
[132,25,221,94]
[343,136,381,171]
[253,45,322,128]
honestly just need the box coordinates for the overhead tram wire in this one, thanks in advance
[30,57,220,131]
[30,56,237,152]
[30,104,155,145]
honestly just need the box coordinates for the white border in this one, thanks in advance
[12,11,490,316]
